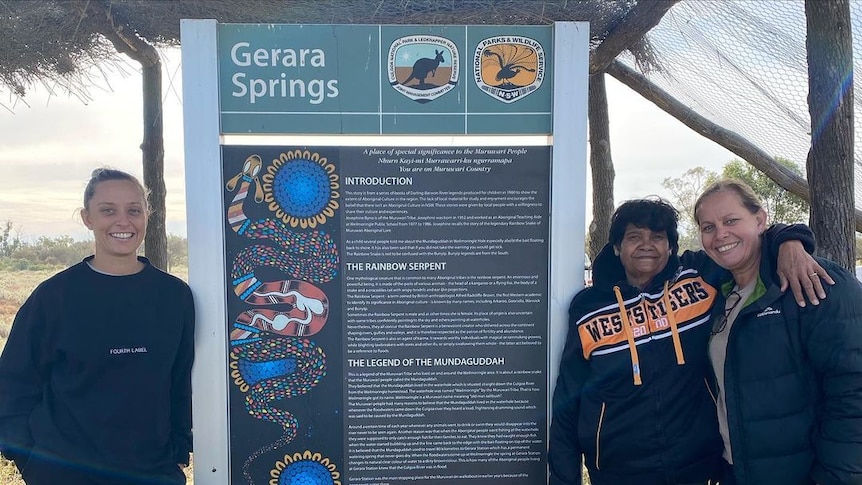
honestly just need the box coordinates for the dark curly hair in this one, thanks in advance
[608,197,680,254]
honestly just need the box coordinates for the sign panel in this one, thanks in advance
[221,145,550,484]
[218,25,553,135]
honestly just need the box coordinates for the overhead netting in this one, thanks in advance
[6,0,853,209]
[616,0,861,209]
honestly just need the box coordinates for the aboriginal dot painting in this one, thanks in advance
[223,147,343,485]
[269,450,341,485]
[262,150,340,229]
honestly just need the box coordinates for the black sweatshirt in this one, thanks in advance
[0,256,194,476]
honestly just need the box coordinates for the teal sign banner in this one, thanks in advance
[217,24,553,135]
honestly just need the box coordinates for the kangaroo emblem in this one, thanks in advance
[388,36,459,103]
[402,49,445,87]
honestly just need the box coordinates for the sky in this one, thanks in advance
[0,48,737,241]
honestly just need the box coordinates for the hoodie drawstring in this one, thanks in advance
[613,286,642,386]
[663,280,686,365]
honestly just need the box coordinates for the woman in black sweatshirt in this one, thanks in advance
[0,168,195,485]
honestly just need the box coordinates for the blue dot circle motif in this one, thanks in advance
[278,460,334,485]
[274,159,330,218]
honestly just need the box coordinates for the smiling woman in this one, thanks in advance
[80,169,149,275]
[609,198,678,290]
[615,226,671,289]
[0,168,196,485]
[693,178,862,485]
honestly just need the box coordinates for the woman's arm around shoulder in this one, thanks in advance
[768,224,833,307]
[679,223,831,306]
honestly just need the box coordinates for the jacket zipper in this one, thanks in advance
[595,402,606,470]
[726,301,760,483]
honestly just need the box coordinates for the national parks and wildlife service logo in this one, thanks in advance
[474,36,545,103]
[388,35,459,104]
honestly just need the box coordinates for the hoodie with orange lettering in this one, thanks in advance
[548,224,814,485]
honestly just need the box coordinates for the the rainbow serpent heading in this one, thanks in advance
[225,151,341,485]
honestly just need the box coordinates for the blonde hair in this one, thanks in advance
[694,178,764,224]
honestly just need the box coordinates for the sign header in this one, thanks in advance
[217,24,554,135]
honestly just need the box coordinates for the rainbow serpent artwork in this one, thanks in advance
[225,151,341,485]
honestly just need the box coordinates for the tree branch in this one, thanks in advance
[75,0,160,67]
[589,0,679,74]
[606,59,862,231]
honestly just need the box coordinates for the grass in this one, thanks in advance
[0,458,193,485]
[0,459,22,485]
[0,268,55,485]
[0,266,193,484]
[0,268,56,356]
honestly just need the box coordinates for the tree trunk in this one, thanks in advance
[142,59,168,270]
[588,73,615,262]
[805,0,855,269]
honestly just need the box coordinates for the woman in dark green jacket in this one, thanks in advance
[695,179,862,485]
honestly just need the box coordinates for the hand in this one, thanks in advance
[776,240,835,306]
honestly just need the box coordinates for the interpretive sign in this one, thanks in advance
[221,144,549,483]
[181,19,588,485]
